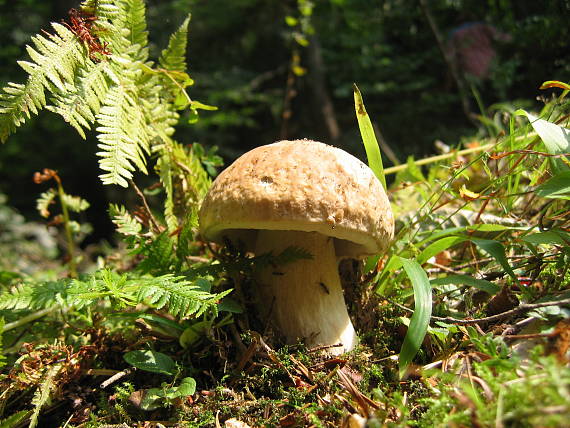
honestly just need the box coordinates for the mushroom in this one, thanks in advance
[199,139,394,354]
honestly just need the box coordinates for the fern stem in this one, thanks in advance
[55,178,78,278]
[2,307,57,332]
[129,179,162,233]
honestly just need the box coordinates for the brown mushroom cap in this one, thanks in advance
[199,139,394,258]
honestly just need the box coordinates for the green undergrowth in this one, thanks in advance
[0,0,569,426]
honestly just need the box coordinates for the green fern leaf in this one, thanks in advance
[176,215,198,263]
[81,0,120,19]
[61,193,90,213]
[0,23,85,142]
[36,189,56,218]
[109,203,142,236]
[123,0,149,50]
[157,154,177,232]
[1,0,213,198]
[46,61,113,139]
[136,275,230,318]
[29,363,61,428]
[137,232,176,274]
[100,0,149,60]
[96,84,151,186]
[0,280,70,311]
[0,284,32,310]
[159,15,190,73]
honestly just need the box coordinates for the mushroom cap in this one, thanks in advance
[199,139,394,257]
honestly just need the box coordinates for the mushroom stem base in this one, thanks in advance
[254,230,357,355]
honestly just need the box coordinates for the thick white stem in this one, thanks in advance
[254,230,357,355]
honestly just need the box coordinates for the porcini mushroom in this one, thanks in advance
[199,139,394,354]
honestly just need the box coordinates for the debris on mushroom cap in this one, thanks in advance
[199,139,394,258]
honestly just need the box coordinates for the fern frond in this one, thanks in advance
[36,189,56,218]
[0,280,70,310]
[122,0,148,51]
[46,61,113,139]
[2,0,213,195]
[157,154,177,232]
[136,275,230,318]
[29,363,61,428]
[109,203,142,236]
[154,140,212,234]
[144,96,179,141]
[61,193,90,212]
[176,214,198,263]
[0,23,86,142]
[99,0,149,60]
[27,23,86,89]
[95,84,152,186]
[81,0,121,19]
[159,15,190,73]
[137,232,175,274]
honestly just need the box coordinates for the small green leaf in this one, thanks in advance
[61,193,90,213]
[515,110,570,173]
[171,377,196,398]
[139,388,163,411]
[285,16,298,26]
[190,99,217,111]
[398,257,432,379]
[123,350,176,375]
[353,84,386,189]
[179,320,211,349]
[217,296,243,313]
[138,377,196,410]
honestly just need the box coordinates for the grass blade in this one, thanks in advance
[353,83,386,189]
[417,236,467,264]
[430,274,500,294]
[398,257,432,379]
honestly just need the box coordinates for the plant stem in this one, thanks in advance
[55,178,77,278]
[383,143,497,175]
[383,132,538,176]
[2,307,57,332]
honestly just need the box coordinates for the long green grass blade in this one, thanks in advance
[124,350,176,375]
[417,236,467,264]
[353,84,386,189]
[398,257,432,379]
[430,274,500,294]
